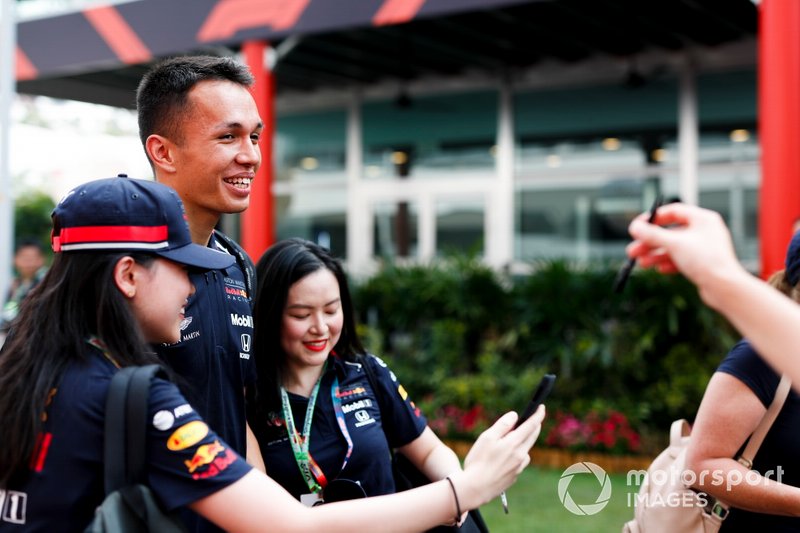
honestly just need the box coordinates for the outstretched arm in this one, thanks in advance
[191,406,544,532]
[626,203,800,386]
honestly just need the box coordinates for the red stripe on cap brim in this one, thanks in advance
[58,225,169,246]
[59,241,169,252]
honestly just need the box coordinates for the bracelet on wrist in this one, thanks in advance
[445,475,463,525]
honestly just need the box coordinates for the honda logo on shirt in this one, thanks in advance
[241,334,251,353]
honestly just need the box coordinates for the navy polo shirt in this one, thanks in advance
[717,339,800,532]
[254,354,427,500]
[0,347,251,532]
[154,232,256,458]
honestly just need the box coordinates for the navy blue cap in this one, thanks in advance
[786,231,800,286]
[51,176,235,271]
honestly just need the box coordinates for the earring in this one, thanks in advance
[128,290,135,298]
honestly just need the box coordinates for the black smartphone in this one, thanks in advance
[514,373,556,429]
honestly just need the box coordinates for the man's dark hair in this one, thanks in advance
[136,55,254,150]
[14,237,44,255]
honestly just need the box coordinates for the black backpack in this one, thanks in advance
[86,365,186,532]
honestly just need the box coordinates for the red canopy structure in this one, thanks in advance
[758,0,800,279]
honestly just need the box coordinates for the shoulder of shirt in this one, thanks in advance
[335,353,394,387]
[331,353,368,376]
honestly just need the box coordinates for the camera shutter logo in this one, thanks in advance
[558,462,612,516]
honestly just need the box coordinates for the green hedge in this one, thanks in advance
[352,257,737,451]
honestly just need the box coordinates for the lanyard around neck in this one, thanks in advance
[280,360,356,494]
[281,361,328,493]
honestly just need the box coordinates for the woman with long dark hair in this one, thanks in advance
[248,238,530,524]
[0,177,544,532]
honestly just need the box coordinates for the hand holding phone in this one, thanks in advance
[514,373,556,429]
[502,373,556,514]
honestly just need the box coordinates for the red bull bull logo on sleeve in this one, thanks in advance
[184,440,225,473]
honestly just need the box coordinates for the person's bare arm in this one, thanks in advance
[627,203,800,386]
[245,421,266,473]
[190,407,543,532]
[398,427,462,482]
[685,372,800,515]
[397,426,466,523]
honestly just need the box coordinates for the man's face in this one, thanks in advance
[14,245,44,279]
[162,80,262,225]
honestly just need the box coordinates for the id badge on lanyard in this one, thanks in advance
[281,361,356,505]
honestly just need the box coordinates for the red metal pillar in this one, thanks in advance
[241,40,275,262]
[759,0,800,278]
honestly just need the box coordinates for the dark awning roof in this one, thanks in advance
[16,0,757,109]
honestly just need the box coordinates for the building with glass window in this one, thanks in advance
[14,0,768,275]
[272,55,757,274]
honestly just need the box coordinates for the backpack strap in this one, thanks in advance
[213,230,257,307]
[669,419,690,447]
[738,374,792,469]
[103,364,167,494]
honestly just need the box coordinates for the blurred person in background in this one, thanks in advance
[1,239,48,340]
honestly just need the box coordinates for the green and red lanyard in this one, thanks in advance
[280,360,355,495]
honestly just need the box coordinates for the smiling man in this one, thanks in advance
[136,55,264,533]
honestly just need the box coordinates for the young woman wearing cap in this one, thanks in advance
[0,177,544,532]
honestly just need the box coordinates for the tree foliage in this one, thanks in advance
[13,189,55,253]
[352,257,737,449]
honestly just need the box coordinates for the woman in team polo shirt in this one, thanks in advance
[0,177,544,532]
[248,239,484,517]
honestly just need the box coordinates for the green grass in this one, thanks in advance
[479,466,640,533]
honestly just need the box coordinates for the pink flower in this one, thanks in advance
[544,409,641,454]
